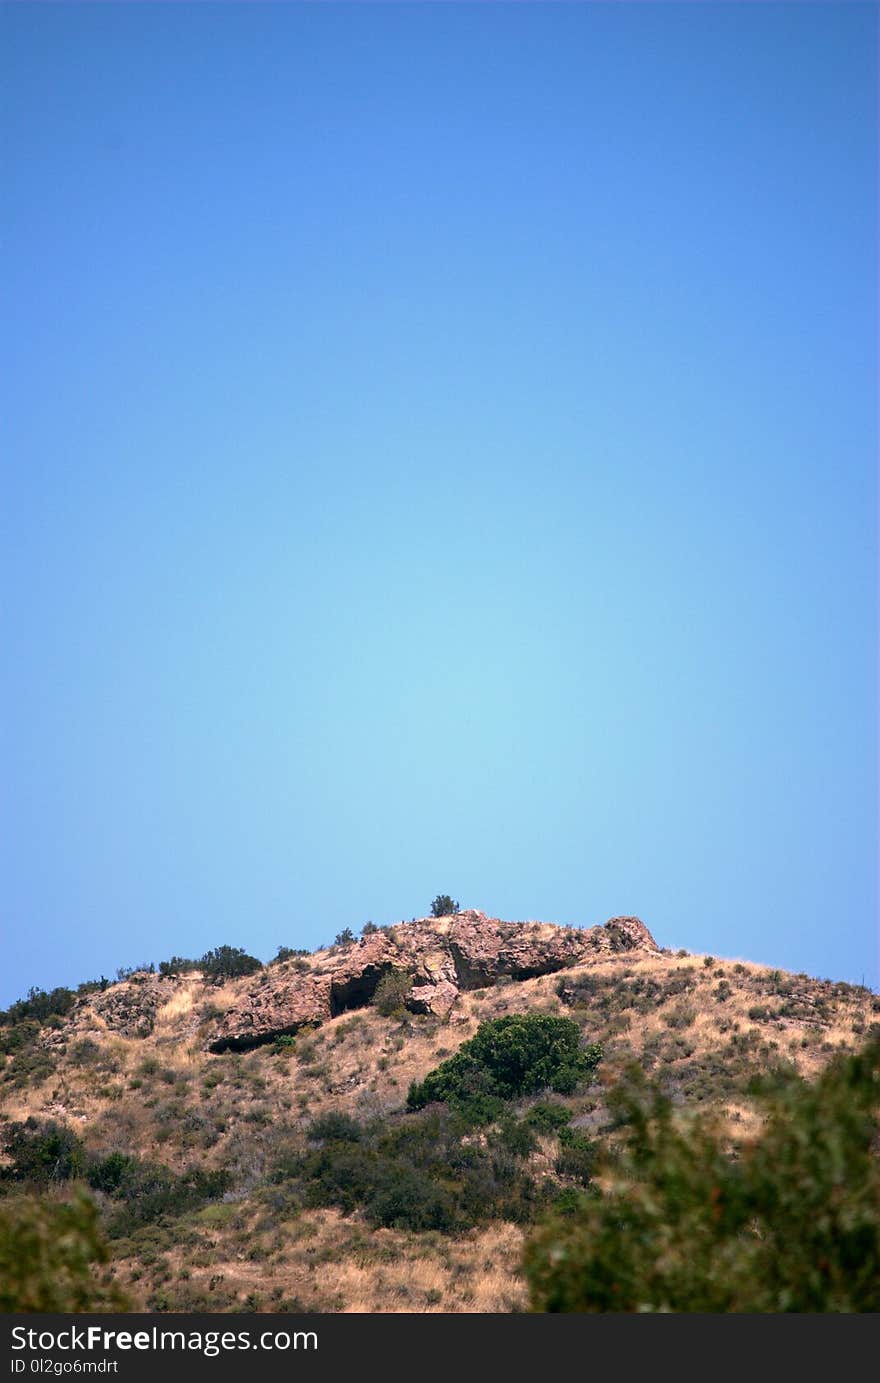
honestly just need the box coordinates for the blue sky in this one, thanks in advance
[1,2,877,1005]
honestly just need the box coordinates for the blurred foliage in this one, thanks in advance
[0,1191,129,1311]
[524,1037,880,1311]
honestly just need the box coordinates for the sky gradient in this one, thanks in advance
[1,2,877,1005]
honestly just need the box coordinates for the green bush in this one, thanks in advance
[2,1118,86,1185]
[198,946,262,983]
[157,955,198,977]
[408,1014,602,1117]
[524,1102,574,1135]
[271,946,310,965]
[274,1104,550,1234]
[523,1037,880,1312]
[104,1163,232,1238]
[554,1128,595,1186]
[306,1112,363,1144]
[492,1116,538,1158]
[0,1019,40,1055]
[86,1151,139,1196]
[0,985,76,1028]
[372,969,413,1017]
[430,895,459,918]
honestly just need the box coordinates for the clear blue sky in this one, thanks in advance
[1,2,877,1005]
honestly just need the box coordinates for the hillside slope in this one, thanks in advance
[1,912,876,1312]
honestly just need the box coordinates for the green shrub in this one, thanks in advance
[430,895,459,918]
[271,946,310,965]
[70,1038,101,1067]
[0,1019,40,1055]
[104,1163,232,1238]
[116,963,155,980]
[199,946,262,983]
[2,1118,86,1185]
[524,1102,574,1135]
[0,985,76,1028]
[157,955,198,977]
[274,1103,550,1234]
[407,1014,602,1117]
[306,1112,362,1144]
[554,1128,595,1186]
[372,969,413,1017]
[524,1038,880,1312]
[87,1151,139,1195]
[492,1116,537,1158]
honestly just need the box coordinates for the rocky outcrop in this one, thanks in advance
[321,933,401,1016]
[445,913,590,987]
[601,916,658,952]
[203,912,658,1053]
[90,974,167,1038]
[407,980,459,1019]
[208,973,331,1053]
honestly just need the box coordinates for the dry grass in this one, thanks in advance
[114,1208,528,1313]
[3,936,875,1312]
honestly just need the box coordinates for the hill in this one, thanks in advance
[1,911,877,1312]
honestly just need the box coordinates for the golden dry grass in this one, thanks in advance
[113,1208,528,1314]
[3,934,875,1313]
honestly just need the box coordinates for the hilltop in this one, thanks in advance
[1,911,877,1312]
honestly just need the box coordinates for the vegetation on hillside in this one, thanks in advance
[524,1037,880,1312]
[1,923,877,1313]
[430,895,459,918]
[407,1014,602,1120]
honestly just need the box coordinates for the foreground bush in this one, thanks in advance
[0,1192,128,1311]
[408,1014,602,1118]
[523,1038,880,1312]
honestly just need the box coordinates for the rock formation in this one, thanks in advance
[206,912,658,1053]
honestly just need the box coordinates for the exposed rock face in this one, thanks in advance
[90,974,167,1038]
[602,916,658,952]
[322,934,401,1016]
[208,974,331,1053]
[204,912,658,1053]
[407,980,459,1019]
[445,913,589,987]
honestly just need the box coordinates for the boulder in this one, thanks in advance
[407,980,459,1018]
[207,973,331,1053]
